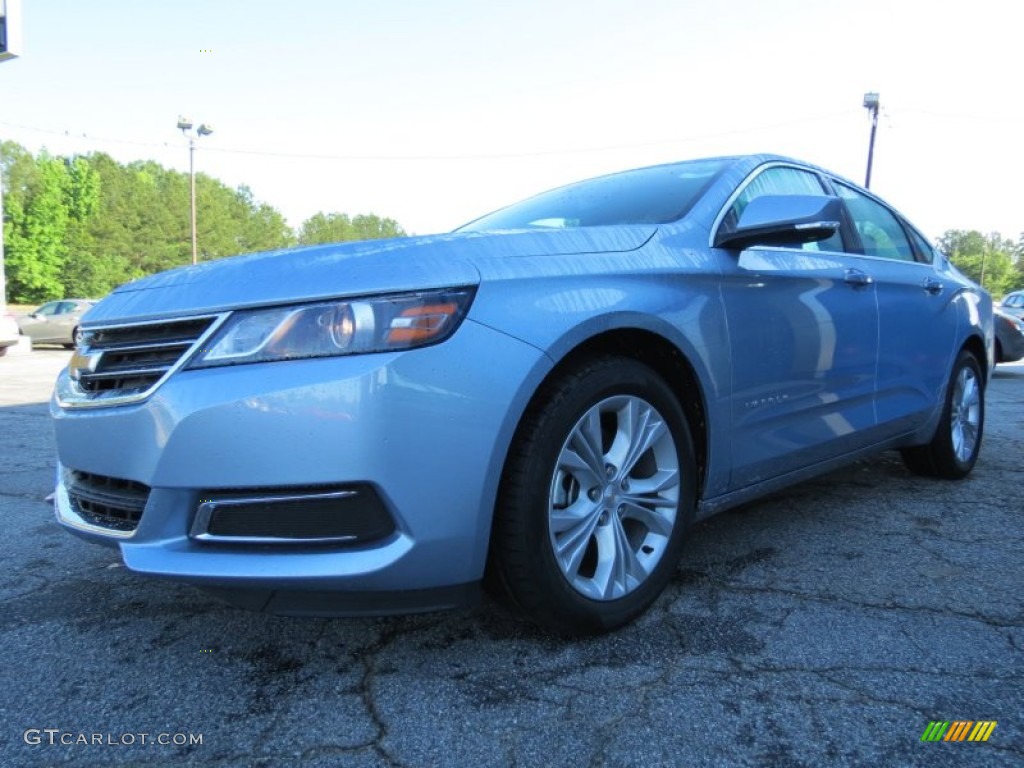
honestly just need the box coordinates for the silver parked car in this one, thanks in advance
[999,290,1024,320]
[16,299,96,348]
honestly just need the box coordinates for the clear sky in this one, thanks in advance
[1,0,1020,241]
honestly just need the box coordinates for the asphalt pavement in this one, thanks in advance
[1,349,1021,767]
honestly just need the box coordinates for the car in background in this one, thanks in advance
[999,290,1024,320]
[994,308,1024,363]
[0,310,20,356]
[51,154,993,633]
[16,299,96,348]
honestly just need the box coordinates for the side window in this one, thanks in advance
[834,184,915,262]
[905,227,935,264]
[35,302,60,316]
[724,166,844,253]
[56,302,76,314]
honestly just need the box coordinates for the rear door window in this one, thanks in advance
[834,183,916,262]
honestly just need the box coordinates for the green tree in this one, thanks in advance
[230,185,292,253]
[297,211,405,245]
[1,142,40,300]
[193,177,291,259]
[938,230,1017,297]
[3,142,403,303]
[60,156,104,297]
[1011,234,1024,293]
[79,155,289,291]
[3,152,71,303]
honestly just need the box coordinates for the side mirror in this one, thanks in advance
[715,194,842,250]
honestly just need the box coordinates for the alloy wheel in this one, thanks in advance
[548,395,680,601]
[950,366,981,463]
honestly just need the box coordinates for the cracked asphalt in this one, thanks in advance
[1,349,1021,767]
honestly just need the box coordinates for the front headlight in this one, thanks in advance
[188,287,475,368]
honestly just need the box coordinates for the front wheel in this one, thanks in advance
[489,357,696,633]
[901,349,984,479]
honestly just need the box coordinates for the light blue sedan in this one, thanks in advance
[51,155,993,632]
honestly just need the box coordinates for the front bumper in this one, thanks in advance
[52,318,548,613]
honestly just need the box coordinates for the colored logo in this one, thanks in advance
[921,721,997,742]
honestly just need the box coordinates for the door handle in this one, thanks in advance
[924,278,944,295]
[843,268,873,287]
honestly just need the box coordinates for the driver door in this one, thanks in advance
[715,165,880,489]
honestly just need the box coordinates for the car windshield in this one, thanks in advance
[457,158,728,232]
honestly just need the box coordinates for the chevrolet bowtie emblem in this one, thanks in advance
[69,349,102,381]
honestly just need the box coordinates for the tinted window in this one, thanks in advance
[835,183,915,261]
[459,159,727,232]
[905,227,935,264]
[722,166,844,252]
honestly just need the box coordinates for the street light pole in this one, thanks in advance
[863,92,880,189]
[176,117,213,265]
[187,134,197,265]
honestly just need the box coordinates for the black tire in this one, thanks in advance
[489,357,696,634]
[900,350,984,479]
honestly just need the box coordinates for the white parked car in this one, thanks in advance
[0,310,22,356]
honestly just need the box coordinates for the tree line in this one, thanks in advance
[1,142,405,303]
[936,230,1024,298]
[3,141,1023,303]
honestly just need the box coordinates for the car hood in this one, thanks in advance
[84,226,657,325]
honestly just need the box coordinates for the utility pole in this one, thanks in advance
[863,92,880,189]
[176,117,213,265]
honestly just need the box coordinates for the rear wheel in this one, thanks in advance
[490,357,696,633]
[64,326,80,350]
[901,349,984,479]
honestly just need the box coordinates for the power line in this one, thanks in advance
[888,107,1019,125]
[204,111,862,161]
[3,107,1018,164]
[1,110,860,163]
[0,120,169,151]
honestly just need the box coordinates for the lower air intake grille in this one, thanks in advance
[66,470,151,533]
[191,486,395,544]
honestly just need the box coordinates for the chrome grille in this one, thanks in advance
[58,314,226,408]
[66,470,151,533]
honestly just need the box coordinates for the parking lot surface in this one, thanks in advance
[1,350,1022,767]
